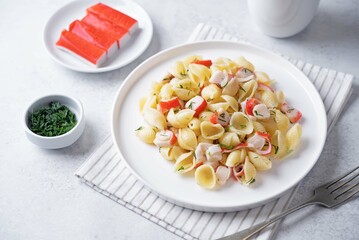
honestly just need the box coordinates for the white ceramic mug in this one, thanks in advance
[247,0,320,38]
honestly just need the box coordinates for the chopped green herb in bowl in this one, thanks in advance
[29,102,77,137]
[24,95,85,149]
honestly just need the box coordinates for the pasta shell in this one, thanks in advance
[237,80,258,102]
[159,83,174,100]
[178,127,198,151]
[183,55,202,66]
[188,118,201,136]
[201,84,222,101]
[271,130,288,159]
[167,108,195,128]
[172,79,199,101]
[260,90,278,108]
[207,102,230,112]
[195,165,217,189]
[275,109,290,133]
[172,61,188,79]
[221,95,239,112]
[252,121,267,134]
[160,146,186,161]
[200,121,225,140]
[211,57,238,74]
[199,111,213,122]
[219,132,241,148]
[174,151,195,174]
[286,123,302,152]
[222,78,239,96]
[229,112,254,135]
[255,71,273,85]
[197,135,213,144]
[234,56,255,72]
[248,151,272,171]
[258,117,277,136]
[226,149,246,167]
[188,63,211,87]
[139,96,147,113]
[143,107,166,130]
[276,90,285,105]
[241,157,257,184]
[135,126,157,144]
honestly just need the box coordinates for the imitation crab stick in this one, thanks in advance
[56,30,107,67]
[82,13,130,48]
[69,20,117,57]
[87,3,138,34]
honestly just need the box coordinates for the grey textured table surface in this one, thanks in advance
[1,0,358,239]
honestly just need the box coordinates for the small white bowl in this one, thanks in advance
[24,94,85,149]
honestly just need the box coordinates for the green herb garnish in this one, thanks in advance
[254,110,263,117]
[29,102,77,137]
[135,126,143,131]
[177,166,185,171]
[248,178,256,184]
[273,145,279,154]
[239,86,246,92]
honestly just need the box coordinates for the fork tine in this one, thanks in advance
[325,166,359,189]
[332,185,359,208]
[334,181,359,200]
[330,170,359,193]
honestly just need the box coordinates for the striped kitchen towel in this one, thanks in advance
[75,23,353,240]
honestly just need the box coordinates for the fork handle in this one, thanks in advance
[218,197,317,240]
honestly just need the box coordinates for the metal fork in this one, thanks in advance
[219,166,359,240]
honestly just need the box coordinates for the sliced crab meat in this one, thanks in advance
[153,130,177,147]
[216,166,231,185]
[235,67,256,82]
[281,103,302,123]
[194,143,213,163]
[247,132,272,155]
[185,96,207,117]
[209,70,230,88]
[205,144,222,162]
[247,133,266,150]
[252,103,270,119]
[232,164,245,181]
[209,108,231,127]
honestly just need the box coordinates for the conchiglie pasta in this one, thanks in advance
[199,111,213,122]
[221,95,239,112]
[135,126,157,144]
[271,130,288,159]
[234,56,255,72]
[201,84,221,101]
[252,121,267,134]
[222,78,239,96]
[195,165,217,189]
[159,83,174,100]
[241,157,257,184]
[188,63,211,87]
[229,112,254,135]
[200,121,225,140]
[183,55,202,66]
[197,135,213,144]
[167,108,195,128]
[172,61,187,79]
[238,80,258,102]
[211,57,238,74]
[207,102,230,112]
[259,90,278,108]
[174,151,195,173]
[219,132,241,148]
[226,149,246,167]
[274,109,290,133]
[188,118,201,136]
[143,107,166,130]
[286,123,302,152]
[178,127,198,151]
[248,151,272,171]
[255,71,273,85]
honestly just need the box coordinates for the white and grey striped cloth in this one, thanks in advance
[75,23,353,240]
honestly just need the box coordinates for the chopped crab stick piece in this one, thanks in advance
[281,103,302,123]
[153,130,177,147]
[69,20,117,57]
[56,30,107,67]
[82,13,130,48]
[185,96,207,117]
[87,3,139,34]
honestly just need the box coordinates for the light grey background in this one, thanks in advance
[0,0,358,239]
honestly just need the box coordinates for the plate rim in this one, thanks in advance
[111,40,327,211]
[43,0,153,73]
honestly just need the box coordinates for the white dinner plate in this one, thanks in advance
[43,0,153,73]
[111,41,327,212]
